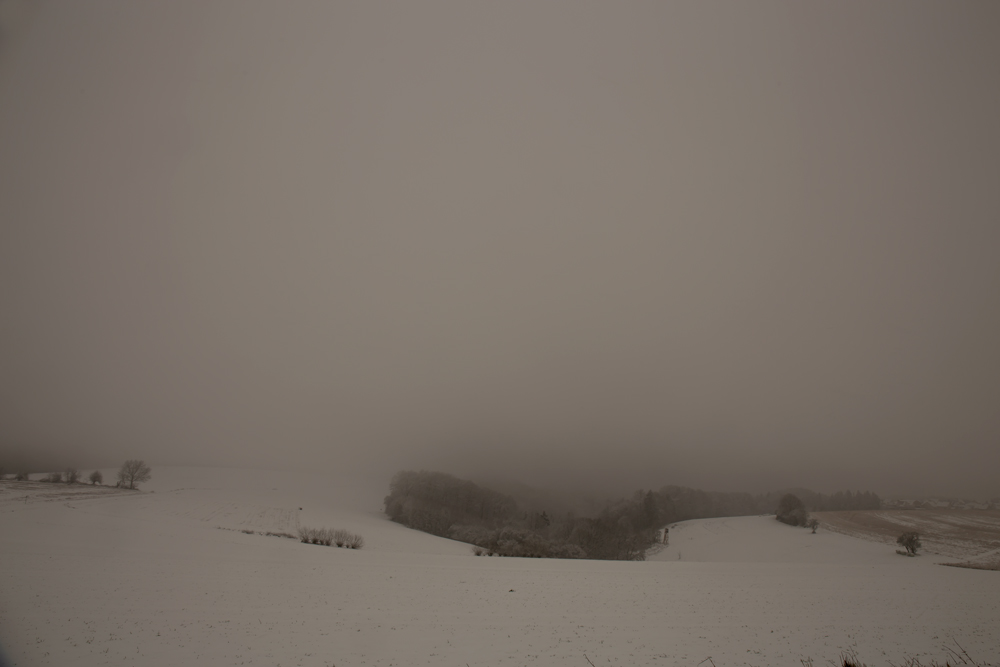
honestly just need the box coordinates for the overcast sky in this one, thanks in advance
[2,1,998,499]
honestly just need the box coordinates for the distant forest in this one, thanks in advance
[384,470,881,561]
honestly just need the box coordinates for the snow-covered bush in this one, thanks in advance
[450,525,497,548]
[776,493,810,527]
[298,526,363,549]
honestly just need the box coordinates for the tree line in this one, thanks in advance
[384,470,881,561]
[384,471,667,560]
[0,460,152,490]
[663,485,881,521]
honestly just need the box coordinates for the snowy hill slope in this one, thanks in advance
[98,466,473,556]
[649,514,921,564]
[2,468,999,667]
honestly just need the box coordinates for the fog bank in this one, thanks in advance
[2,1,998,500]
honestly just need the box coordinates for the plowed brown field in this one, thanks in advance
[814,509,1000,569]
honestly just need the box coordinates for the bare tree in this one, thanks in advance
[64,468,80,484]
[14,471,29,481]
[117,460,151,490]
[89,470,103,485]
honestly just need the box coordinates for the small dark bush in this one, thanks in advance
[14,472,29,481]
[89,470,103,485]
[897,531,921,555]
[46,472,63,483]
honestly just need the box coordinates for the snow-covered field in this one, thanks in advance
[2,468,999,666]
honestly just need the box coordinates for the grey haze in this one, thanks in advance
[1,1,998,499]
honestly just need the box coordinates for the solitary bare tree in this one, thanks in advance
[117,460,151,490]
[89,470,103,485]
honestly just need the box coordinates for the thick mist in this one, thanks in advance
[2,1,999,500]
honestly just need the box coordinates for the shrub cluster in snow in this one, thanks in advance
[298,526,364,549]
[455,524,593,559]
[776,493,811,527]
[896,531,922,556]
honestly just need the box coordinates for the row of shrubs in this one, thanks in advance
[470,543,587,558]
[2,469,102,484]
[4,460,151,490]
[37,470,102,484]
[233,528,298,540]
[297,526,364,549]
[454,524,590,559]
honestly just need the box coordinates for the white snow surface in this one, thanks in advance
[2,468,999,666]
